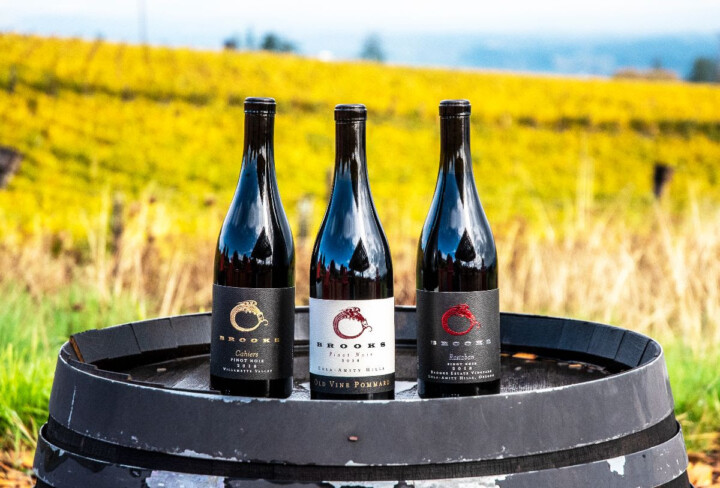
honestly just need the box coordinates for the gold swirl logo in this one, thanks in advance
[230,300,269,333]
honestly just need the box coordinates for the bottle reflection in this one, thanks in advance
[216,226,284,288]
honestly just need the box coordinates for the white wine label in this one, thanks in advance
[309,297,395,395]
[210,284,295,381]
[417,288,500,384]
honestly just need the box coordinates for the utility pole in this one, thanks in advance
[138,0,148,45]
[139,0,150,65]
[717,32,720,82]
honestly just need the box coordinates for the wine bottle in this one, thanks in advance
[210,97,295,398]
[416,99,500,398]
[309,104,395,400]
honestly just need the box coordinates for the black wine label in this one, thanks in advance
[416,288,500,384]
[211,284,295,381]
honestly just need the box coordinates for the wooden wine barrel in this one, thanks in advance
[34,308,690,487]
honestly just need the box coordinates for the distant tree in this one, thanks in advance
[688,57,719,83]
[223,36,239,50]
[260,33,296,53]
[360,34,385,62]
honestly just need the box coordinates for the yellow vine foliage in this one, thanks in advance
[0,32,718,265]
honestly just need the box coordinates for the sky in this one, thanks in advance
[1,0,718,76]
[1,0,719,45]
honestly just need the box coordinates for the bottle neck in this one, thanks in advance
[440,116,472,175]
[334,120,369,186]
[242,113,275,172]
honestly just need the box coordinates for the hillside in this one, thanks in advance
[0,34,720,456]
[1,33,719,247]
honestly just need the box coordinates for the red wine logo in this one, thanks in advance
[442,304,481,336]
[333,307,372,339]
[230,300,269,333]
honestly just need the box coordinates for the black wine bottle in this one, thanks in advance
[210,97,295,398]
[416,99,500,398]
[309,104,395,400]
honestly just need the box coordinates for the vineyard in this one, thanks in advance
[1,33,720,245]
[1,33,720,468]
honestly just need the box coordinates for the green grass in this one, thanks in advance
[666,345,720,452]
[0,284,718,453]
[0,284,144,451]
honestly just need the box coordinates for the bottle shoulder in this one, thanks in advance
[217,175,293,263]
[215,217,295,287]
[417,173,497,291]
[419,178,495,252]
[313,180,390,258]
[311,217,391,273]
[310,187,392,296]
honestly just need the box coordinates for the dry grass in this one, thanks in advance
[500,199,720,346]
[2,176,720,455]
[1,191,720,461]
[690,451,720,487]
[3,190,719,346]
[0,449,33,487]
